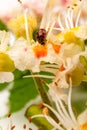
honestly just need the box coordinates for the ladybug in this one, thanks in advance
[36,29,47,45]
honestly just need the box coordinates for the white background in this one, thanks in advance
[0,0,20,15]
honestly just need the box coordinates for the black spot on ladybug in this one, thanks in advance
[36,29,47,45]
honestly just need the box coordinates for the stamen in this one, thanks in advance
[41,64,59,68]
[65,14,70,29]
[55,100,75,129]
[7,114,12,130]
[29,128,32,130]
[24,9,31,43]
[43,107,49,115]
[58,15,64,30]
[50,89,74,129]
[44,115,64,130]
[8,114,11,118]
[40,65,58,74]
[68,78,78,126]
[18,0,22,4]
[45,11,53,31]
[40,0,48,29]
[31,114,45,119]
[23,124,26,129]
[70,9,74,28]
[24,74,55,79]
[46,20,51,31]
[53,27,64,31]
[55,94,70,120]
[43,103,68,128]
[18,0,30,43]
[28,118,32,123]
[47,21,55,39]
[11,125,15,130]
[38,102,44,108]
[30,112,64,130]
[67,8,74,28]
[75,9,81,27]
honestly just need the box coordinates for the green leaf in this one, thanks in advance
[25,104,53,130]
[0,82,9,91]
[9,71,38,112]
[13,69,30,80]
[0,19,8,31]
[72,82,87,114]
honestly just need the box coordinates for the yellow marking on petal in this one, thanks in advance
[71,27,79,31]
[81,123,87,130]
[64,31,77,43]
[0,53,15,72]
[8,15,37,39]
[57,33,64,42]
[57,33,62,38]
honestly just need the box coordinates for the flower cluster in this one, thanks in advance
[0,0,87,130]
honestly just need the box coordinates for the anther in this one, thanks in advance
[18,0,22,3]
[29,128,32,130]
[28,117,32,123]
[67,6,70,8]
[23,124,26,129]
[73,3,78,6]
[41,80,46,85]
[11,125,15,130]
[43,107,49,115]
[8,113,11,118]
[38,102,44,109]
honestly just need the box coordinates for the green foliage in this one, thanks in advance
[9,70,38,113]
[0,68,86,118]
[0,19,8,31]
[72,82,87,114]
[0,82,9,91]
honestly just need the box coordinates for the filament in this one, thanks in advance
[75,9,81,27]
[68,78,77,126]
[58,15,64,30]
[24,9,31,43]
[24,74,55,79]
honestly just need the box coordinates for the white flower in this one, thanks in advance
[7,0,87,88]
[8,37,62,73]
[0,31,10,52]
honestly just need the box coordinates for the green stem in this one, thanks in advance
[30,72,59,123]
[34,77,51,105]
